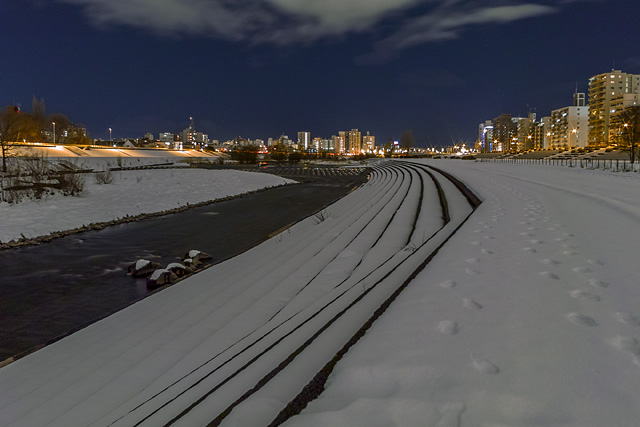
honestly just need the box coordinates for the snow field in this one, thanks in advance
[0,161,477,426]
[286,160,640,427]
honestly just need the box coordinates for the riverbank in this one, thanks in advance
[0,168,294,246]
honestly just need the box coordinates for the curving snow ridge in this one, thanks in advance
[0,161,478,427]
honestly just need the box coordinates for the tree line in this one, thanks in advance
[0,97,90,172]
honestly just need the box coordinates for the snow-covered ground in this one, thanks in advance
[0,169,293,243]
[287,159,640,426]
[1,160,639,426]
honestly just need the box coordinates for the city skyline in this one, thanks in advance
[3,0,639,147]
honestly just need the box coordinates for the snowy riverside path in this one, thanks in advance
[0,161,480,426]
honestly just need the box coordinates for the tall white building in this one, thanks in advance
[550,93,589,148]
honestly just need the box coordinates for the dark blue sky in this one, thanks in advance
[3,0,639,147]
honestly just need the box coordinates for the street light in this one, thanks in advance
[109,128,112,146]
[52,122,56,144]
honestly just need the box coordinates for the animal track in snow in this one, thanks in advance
[613,313,640,327]
[465,268,480,276]
[439,280,457,289]
[569,290,601,302]
[587,279,610,288]
[540,258,560,265]
[566,312,598,327]
[480,248,493,255]
[562,250,578,256]
[523,247,537,253]
[436,320,459,335]
[529,239,544,244]
[471,357,500,375]
[587,259,605,265]
[519,232,534,237]
[483,235,495,240]
[539,271,559,280]
[470,241,481,246]
[466,258,480,263]
[463,298,483,310]
[572,267,591,274]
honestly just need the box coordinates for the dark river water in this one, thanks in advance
[0,171,367,361]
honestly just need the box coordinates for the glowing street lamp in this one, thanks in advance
[109,128,113,146]
[52,122,56,144]
[570,128,577,147]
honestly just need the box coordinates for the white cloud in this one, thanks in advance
[59,0,575,59]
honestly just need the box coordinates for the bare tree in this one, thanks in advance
[0,106,23,173]
[613,106,640,164]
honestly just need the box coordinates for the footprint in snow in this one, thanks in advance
[572,267,591,274]
[480,248,493,255]
[540,271,560,280]
[588,279,610,288]
[610,336,640,365]
[540,258,561,265]
[465,268,480,276]
[439,280,456,289]
[566,312,598,327]
[436,320,459,335]
[563,250,578,256]
[471,357,500,375]
[523,247,537,253]
[519,232,534,237]
[463,298,483,310]
[466,258,480,264]
[483,235,495,240]
[613,313,640,327]
[587,259,605,266]
[569,290,601,302]
[470,241,481,246]
[529,239,544,244]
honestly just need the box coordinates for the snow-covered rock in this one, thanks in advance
[146,269,176,288]
[127,259,162,277]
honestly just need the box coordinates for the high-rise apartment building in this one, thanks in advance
[588,70,640,146]
[492,113,518,152]
[297,131,311,150]
[363,131,375,152]
[347,129,362,154]
[550,93,589,148]
[334,132,346,154]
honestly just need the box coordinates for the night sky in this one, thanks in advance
[3,0,639,147]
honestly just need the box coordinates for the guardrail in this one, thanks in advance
[476,157,640,172]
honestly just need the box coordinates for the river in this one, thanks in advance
[0,168,367,362]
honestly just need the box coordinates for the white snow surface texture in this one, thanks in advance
[1,160,639,426]
[286,159,640,427]
[0,169,293,243]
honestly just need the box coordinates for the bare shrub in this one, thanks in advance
[57,172,86,196]
[94,170,114,184]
